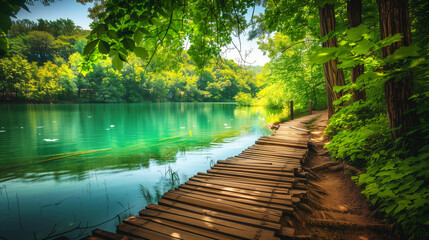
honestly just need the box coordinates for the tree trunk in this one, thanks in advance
[319,4,346,118]
[347,0,366,102]
[377,0,419,140]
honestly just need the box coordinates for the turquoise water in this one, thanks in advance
[0,103,274,239]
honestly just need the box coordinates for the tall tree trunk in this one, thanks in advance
[377,0,419,140]
[319,4,346,118]
[347,0,366,102]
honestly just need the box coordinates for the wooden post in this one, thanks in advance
[309,100,312,115]
[290,100,294,120]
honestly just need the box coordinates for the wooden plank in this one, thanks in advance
[234,154,302,162]
[161,191,282,222]
[138,216,240,240]
[207,169,296,182]
[195,173,294,188]
[243,149,305,158]
[217,159,295,171]
[226,156,300,164]
[122,216,215,240]
[225,158,294,167]
[188,177,290,195]
[243,148,306,157]
[255,140,307,149]
[250,144,307,152]
[251,144,308,152]
[261,135,309,142]
[211,165,294,177]
[92,229,139,240]
[259,137,308,145]
[82,237,105,240]
[180,182,293,204]
[142,204,276,239]
[157,199,281,231]
[273,130,309,135]
[237,153,303,162]
[177,187,294,212]
[235,156,302,166]
[117,222,181,240]
[246,147,307,155]
[215,163,294,173]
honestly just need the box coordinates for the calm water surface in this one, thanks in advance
[0,103,276,239]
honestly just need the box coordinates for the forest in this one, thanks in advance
[0,18,267,103]
[1,0,428,238]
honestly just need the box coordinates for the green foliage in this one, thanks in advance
[1,19,261,103]
[0,0,28,56]
[80,0,257,70]
[323,17,429,238]
[354,150,429,237]
[234,92,253,106]
[325,101,391,168]
[256,33,326,111]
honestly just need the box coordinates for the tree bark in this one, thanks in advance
[347,0,366,102]
[377,0,419,140]
[319,4,346,118]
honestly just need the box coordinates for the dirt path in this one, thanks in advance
[291,111,396,240]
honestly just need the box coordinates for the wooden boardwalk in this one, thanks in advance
[85,114,318,240]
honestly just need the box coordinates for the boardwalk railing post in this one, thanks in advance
[290,100,294,120]
[309,100,312,115]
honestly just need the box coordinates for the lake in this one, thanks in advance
[0,103,277,239]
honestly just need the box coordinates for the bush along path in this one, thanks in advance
[288,111,396,240]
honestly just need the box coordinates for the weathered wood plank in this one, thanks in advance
[157,198,281,231]
[141,204,276,239]
[180,182,293,203]
[161,190,282,222]
[195,172,294,188]
[117,222,182,240]
[211,165,294,177]
[207,169,296,183]
[122,216,216,240]
[187,178,290,196]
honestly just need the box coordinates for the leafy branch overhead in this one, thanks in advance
[81,0,259,71]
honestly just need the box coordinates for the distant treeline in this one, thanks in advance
[0,19,263,103]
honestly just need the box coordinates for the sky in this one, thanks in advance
[16,1,270,66]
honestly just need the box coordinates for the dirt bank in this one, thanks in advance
[288,111,397,240]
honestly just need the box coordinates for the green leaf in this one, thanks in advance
[107,30,119,41]
[338,56,361,69]
[121,38,135,51]
[394,200,411,215]
[134,47,148,59]
[82,39,99,56]
[351,39,372,55]
[150,17,162,27]
[309,47,338,64]
[118,52,128,62]
[379,33,403,47]
[384,45,420,64]
[346,25,368,42]
[333,85,349,93]
[98,40,110,54]
[91,24,107,38]
[112,54,123,70]
[133,30,143,44]
[384,203,397,214]
[138,27,151,35]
